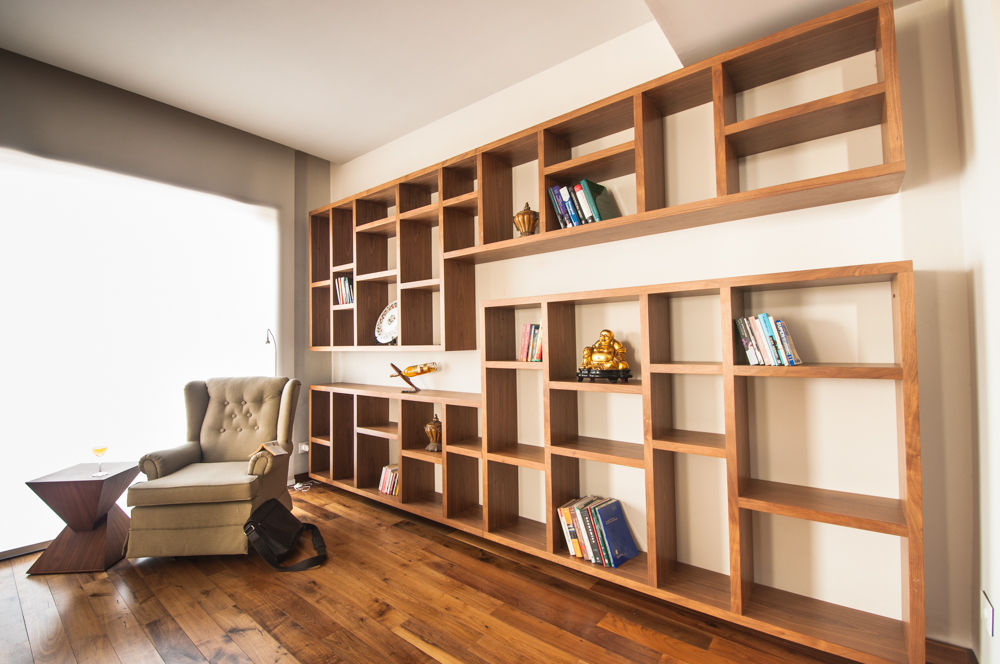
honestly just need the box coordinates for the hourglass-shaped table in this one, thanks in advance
[25,462,139,574]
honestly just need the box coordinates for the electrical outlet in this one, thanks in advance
[297,442,309,454]
[984,590,995,638]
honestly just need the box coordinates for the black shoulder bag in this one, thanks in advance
[244,498,327,571]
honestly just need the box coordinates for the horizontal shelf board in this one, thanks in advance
[550,436,645,468]
[445,438,483,457]
[659,562,731,611]
[489,516,546,552]
[399,202,441,224]
[332,344,444,352]
[486,444,545,469]
[549,379,642,394]
[442,163,904,265]
[330,478,357,490]
[355,423,398,439]
[401,448,443,464]
[547,96,635,146]
[312,382,481,408]
[310,345,333,352]
[543,141,636,182]
[484,360,543,370]
[355,268,398,283]
[307,471,332,483]
[309,435,331,447]
[744,584,906,663]
[331,302,355,311]
[739,479,906,536]
[355,485,402,506]
[732,362,902,379]
[355,217,397,236]
[331,262,354,274]
[399,277,441,292]
[404,492,444,517]
[560,550,649,585]
[725,84,886,157]
[311,279,331,288]
[447,506,484,534]
[650,430,727,457]
[648,362,723,375]
[442,190,478,212]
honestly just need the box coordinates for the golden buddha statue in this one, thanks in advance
[580,329,630,371]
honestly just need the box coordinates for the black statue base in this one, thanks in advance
[577,368,632,383]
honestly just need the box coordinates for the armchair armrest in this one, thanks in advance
[138,442,201,480]
[248,441,289,477]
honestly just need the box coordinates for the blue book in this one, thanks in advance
[547,186,568,228]
[593,499,637,568]
[559,186,581,226]
[757,313,784,366]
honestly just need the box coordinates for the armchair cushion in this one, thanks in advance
[199,377,289,462]
[138,441,201,481]
[127,461,260,507]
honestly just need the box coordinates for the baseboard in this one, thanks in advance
[0,540,51,561]
[927,638,978,664]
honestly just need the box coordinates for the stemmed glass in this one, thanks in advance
[91,445,109,477]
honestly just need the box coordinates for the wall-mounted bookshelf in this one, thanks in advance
[309,0,904,350]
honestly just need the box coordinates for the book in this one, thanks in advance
[559,503,583,557]
[557,499,579,555]
[775,319,803,365]
[579,179,621,222]
[579,499,603,564]
[547,186,569,228]
[531,325,543,361]
[559,186,582,226]
[765,314,789,366]
[571,496,600,561]
[758,314,786,366]
[592,499,638,568]
[573,183,596,223]
[749,316,776,365]
[518,323,532,362]
[586,497,614,566]
[734,318,759,365]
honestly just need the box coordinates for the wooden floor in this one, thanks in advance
[0,485,892,663]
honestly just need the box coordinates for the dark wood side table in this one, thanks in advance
[26,462,139,574]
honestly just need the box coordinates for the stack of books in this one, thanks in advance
[518,323,543,362]
[557,496,638,568]
[377,464,399,496]
[547,178,621,228]
[334,275,354,305]
[735,313,803,366]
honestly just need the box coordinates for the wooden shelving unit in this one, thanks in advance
[479,261,922,663]
[309,0,904,349]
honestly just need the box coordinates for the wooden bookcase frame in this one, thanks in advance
[308,0,904,350]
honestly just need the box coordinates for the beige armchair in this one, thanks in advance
[126,376,301,557]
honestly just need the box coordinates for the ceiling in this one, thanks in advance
[0,0,862,165]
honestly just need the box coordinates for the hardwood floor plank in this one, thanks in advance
[80,572,165,664]
[11,555,76,664]
[489,604,641,664]
[0,559,33,664]
[45,573,122,664]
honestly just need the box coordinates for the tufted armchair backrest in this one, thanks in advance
[184,377,300,462]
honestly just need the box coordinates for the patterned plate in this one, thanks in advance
[374,300,399,344]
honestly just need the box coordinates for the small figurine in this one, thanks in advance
[389,362,440,393]
[512,202,539,237]
[577,329,632,383]
[424,414,442,452]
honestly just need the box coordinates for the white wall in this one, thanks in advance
[328,3,981,650]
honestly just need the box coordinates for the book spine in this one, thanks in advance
[750,316,776,365]
[557,506,574,554]
[546,186,568,228]
[734,318,757,365]
[560,187,581,226]
[765,314,789,366]
[572,502,594,561]
[742,317,764,365]
[573,184,596,223]
[527,324,538,362]
[773,318,795,365]
[579,179,603,221]
[532,327,543,361]
[561,507,582,557]
[580,505,601,564]
[518,323,531,362]
[775,319,802,364]
[759,314,786,366]
[587,503,609,566]
[592,503,613,566]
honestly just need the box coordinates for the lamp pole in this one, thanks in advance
[265,328,277,376]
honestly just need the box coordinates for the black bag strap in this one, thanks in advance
[244,521,327,572]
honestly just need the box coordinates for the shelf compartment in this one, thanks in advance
[448,505,484,535]
[400,455,442,517]
[399,278,441,292]
[486,444,545,469]
[542,142,636,183]
[650,429,727,458]
[479,133,539,245]
[309,210,332,283]
[743,583,906,663]
[739,478,905,536]
[486,459,547,551]
[483,302,543,363]
[441,190,478,212]
[355,423,398,439]
[356,431,392,491]
[332,307,355,347]
[484,360,542,370]
[355,268,398,283]
[441,154,477,201]
[548,379,641,394]
[646,290,722,365]
[398,170,439,215]
[549,436,644,468]
[560,549,651,586]
[399,202,440,224]
[309,285,331,349]
[648,362,723,375]
[355,216,397,236]
[442,206,478,253]
[445,438,483,457]
[356,485,401,506]
[445,452,482,532]
[332,261,354,274]
[658,562,731,611]
[402,448,443,464]
[543,96,635,166]
[726,84,886,158]
[733,362,902,379]
[490,516,547,553]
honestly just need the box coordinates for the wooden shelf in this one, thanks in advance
[448,506,484,534]
[404,492,444,518]
[733,362,903,379]
[355,423,398,439]
[399,277,440,292]
[442,190,478,212]
[331,302,354,311]
[401,448,443,464]
[650,430,727,457]
[355,268,398,283]
[313,383,481,408]
[549,379,642,394]
[489,516,546,553]
[739,478,906,536]
[332,262,354,274]
[309,435,331,447]
[399,202,440,224]
[355,217,397,236]
[659,562,731,612]
[560,550,650,586]
[484,360,543,370]
[445,438,482,457]
[486,444,545,469]
[311,279,331,288]
[649,362,723,375]
[549,436,645,468]
[543,141,636,182]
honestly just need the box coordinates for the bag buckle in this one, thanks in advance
[243,523,256,536]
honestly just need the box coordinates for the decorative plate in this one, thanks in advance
[374,300,399,344]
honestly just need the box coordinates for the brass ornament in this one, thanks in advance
[513,202,539,237]
[424,414,442,452]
